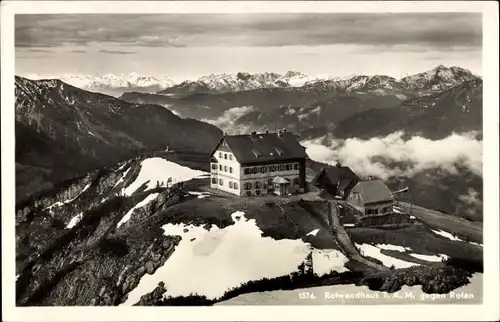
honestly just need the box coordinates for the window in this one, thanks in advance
[229,154,233,160]
[286,164,293,171]
[224,166,228,172]
[219,152,222,158]
[255,182,261,189]
[246,191,252,196]
[278,164,285,171]
[219,179,223,185]
[219,165,223,171]
[229,167,233,174]
[211,164,217,170]
[294,163,299,170]
[245,183,252,190]
[255,190,261,196]
[268,178,273,185]
[252,167,258,174]
[269,165,276,172]
[224,153,227,159]
[260,166,267,173]
[263,183,267,189]
[234,182,239,190]
[244,168,250,175]
[211,178,217,184]
[229,182,233,188]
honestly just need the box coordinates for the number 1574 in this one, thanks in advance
[299,292,316,300]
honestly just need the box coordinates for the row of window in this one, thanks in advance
[218,152,233,161]
[211,163,233,174]
[211,178,239,190]
[365,207,392,215]
[243,178,300,190]
[243,163,299,175]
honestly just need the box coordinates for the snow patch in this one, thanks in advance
[121,211,347,305]
[431,229,483,247]
[355,243,419,269]
[117,193,159,228]
[431,229,464,242]
[66,212,83,229]
[188,191,212,199]
[44,182,92,211]
[311,249,349,276]
[410,253,448,262]
[306,229,320,236]
[113,167,132,192]
[123,158,207,196]
[114,163,128,172]
[375,244,412,252]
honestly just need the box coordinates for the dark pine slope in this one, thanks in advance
[330,79,483,140]
[15,76,223,202]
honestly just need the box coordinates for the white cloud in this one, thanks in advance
[201,106,256,134]
[302,131,482,180]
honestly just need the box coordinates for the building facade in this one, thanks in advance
[209,130,308,196]
[346,179,394,219]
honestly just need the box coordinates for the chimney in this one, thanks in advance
[265,130,269,134]
[368,176,372,180]
[336,161,341,168]
[251,131,257,137]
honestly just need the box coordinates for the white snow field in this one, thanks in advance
[121,211,349,305]
[122,158,207,196]
[116,193,160,228]
[355,243,419,269]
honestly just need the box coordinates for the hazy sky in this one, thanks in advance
[15,13,482,79]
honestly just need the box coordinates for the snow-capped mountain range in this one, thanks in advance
[22,65,480,97]
[156,71,324,94]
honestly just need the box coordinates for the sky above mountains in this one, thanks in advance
[15,13,482,79]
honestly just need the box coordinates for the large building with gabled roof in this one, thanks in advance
[209,129,308,196]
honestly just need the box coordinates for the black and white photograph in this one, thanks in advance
[2,1,499,321]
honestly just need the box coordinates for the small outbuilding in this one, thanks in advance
[346,179,394,218]
[310,163,360,199]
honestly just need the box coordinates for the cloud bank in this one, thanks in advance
[201,106,256,135]
[302,131,482,180]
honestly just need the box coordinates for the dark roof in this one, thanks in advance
[213,131,308,164]
[311,166,360,188]
[352,179,394,204]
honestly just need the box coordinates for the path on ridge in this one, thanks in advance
[327,201,389,272]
